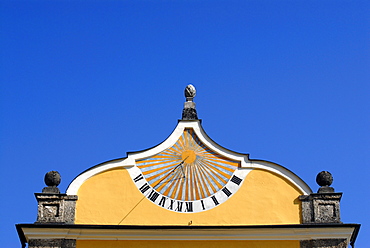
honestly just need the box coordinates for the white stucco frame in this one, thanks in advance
[66,120,312,195]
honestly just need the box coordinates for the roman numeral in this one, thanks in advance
[168,199,175,210]
[175,201,183,212]
[201,200,205,210]
[158,196,167,207]
[222,187,232,197]
[133,174,144,182]
[231,175,242,185]
[211,196,219,206]
[139,183,150,194]
[148,190,159,202]
[185,202,193,212]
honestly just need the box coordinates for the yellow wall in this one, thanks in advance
[75,168,302,225]
[77,240,299,248]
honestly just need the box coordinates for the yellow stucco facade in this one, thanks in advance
[63,120,312,247]
[75,168,303,225]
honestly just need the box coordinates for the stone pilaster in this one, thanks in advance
[300,239,347,248]
[35,171,78,224]
[35,193,77,224]
[28,239,76,248]
[300,171,342,224]
[299,192,342,224]
[299,171,347,248]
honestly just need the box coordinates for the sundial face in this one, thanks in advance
[131,128,246,213]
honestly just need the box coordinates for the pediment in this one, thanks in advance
[67,120,311,214]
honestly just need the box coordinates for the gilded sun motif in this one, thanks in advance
[135,128,240,201]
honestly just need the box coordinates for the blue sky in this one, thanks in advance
[1,0,369,247]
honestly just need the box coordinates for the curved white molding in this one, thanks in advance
[66,120,312,195]
[66,159,127,195]
[242,160,312,195]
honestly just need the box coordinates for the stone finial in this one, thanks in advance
[299,171,342,224]
[35,171,78,224]
[42,171,61,194]
[316,171,334,193]
[45,171,61,186]
[184,84,196,100]
[182,84,198,120]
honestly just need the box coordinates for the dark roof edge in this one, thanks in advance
[15,223,362,230]
[350,223,361,248]
[16,223,361,246]
[15,224,26,248]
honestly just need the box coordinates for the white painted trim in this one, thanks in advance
[21,226,354,243]
[66,120,312,195]
[66,159,128,195]
[242,161,312,195]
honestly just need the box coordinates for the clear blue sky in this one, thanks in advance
[1,0,369,247]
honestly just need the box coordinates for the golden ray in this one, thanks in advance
[135,129,239,201]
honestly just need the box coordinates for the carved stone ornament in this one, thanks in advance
[35,171,78,224]
[300,239,347,248]
[182,107,198,120]
[182,84,198,120]
[184,84,196,99]
[44,171,61,186]
[43,171,61,194]
[316,171,334,193]
[28,239,76,248]
[35,193,78,224]
[299,171,342,224]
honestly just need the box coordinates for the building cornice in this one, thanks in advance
[17,223,360,247]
